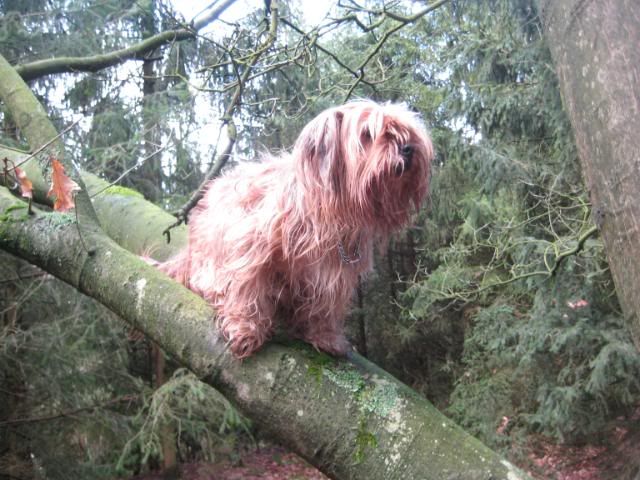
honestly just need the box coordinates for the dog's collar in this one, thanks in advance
[338,235,361,265]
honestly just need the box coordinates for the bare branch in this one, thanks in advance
[344,0,451,100]
[13,0,238,81]
[164,0,280,236]
[0,395,140,427]
[281,18,374,85]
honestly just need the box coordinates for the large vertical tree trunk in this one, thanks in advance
[134,0,164,203]
[538,1,640,349]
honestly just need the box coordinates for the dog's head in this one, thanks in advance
[293,100,433,231]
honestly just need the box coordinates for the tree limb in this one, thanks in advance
[13,0,238,81]
[0,184,530,480]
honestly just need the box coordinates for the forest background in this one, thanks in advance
[1,0,640,479]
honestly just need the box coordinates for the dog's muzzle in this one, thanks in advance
[396,144,414,176]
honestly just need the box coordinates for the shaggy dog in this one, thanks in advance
[161,100,433,358]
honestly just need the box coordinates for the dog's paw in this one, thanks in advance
[218,314,272,359]
[226,331,265,359]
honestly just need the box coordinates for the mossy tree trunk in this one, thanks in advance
[0,50,530,479]
[0,183,531,480]
[538,0,640,349]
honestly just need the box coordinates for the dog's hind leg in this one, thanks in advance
[215,266,278,359]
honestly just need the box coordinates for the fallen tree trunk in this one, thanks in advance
[0,47,529,479]
[0,180,529,480]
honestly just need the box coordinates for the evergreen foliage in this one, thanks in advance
[117,369,252,473]
[1,258,140,478]
[2,0,640,476]
[0,255,249,478]
[391,0,640,447]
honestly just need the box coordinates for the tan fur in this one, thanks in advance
[160,101,433,358]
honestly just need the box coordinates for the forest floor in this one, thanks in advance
[522,404,640,480]
[131,408,640,480]
[130,433,640,480]
[131,445,328,480]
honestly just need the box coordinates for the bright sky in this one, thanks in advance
[163,0,336,169]
[171,0,334,29]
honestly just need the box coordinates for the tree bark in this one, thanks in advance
[0,55,59,205]
[0,160,530,480]
[538,0,640,349]
[132,0,164,202]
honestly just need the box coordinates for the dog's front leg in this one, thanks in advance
[302,321,352,357]
[291,290,353,357]
[216,273,277,359]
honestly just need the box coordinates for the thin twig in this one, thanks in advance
[344,0,451,100]
[0,395,140,427]
[13,118,82,168]
[89,142,170,198]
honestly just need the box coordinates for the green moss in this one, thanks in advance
[305,350,335,384]
[102,185,144,198]
[353,419,378,464]
[1,201,29,223]
[310,361,404,464]
[5,202,28,213]
[0,212,26,223]
[40,211,76,229]
[306,364,323,384]
[359,382,399,417]
[306,351,401,414]
[324,365,366,394]
[301,350,402,465]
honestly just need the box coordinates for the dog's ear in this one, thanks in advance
[294,108,344,193]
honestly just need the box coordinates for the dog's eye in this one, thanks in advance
[395,145,413,176]
[400,144,413,159]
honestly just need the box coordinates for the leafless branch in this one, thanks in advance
[344,0,451,100]
[163,0,280,238]
[14,0,239,81]
[0,395,140,427]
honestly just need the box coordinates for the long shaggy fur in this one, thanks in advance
[161,100,433,358]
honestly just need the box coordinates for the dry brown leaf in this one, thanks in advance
[47,158,80,211]
[14,166,33,199]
